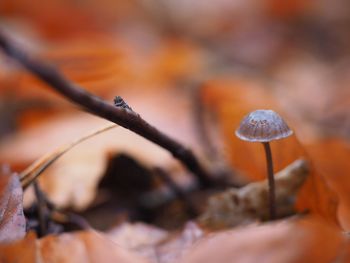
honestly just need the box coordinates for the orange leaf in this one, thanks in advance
[305,138,350,230]
[0,230,149,263]
[181,216,344,263]
[0,232,36,262]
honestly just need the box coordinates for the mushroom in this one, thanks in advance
[235,109,293,220]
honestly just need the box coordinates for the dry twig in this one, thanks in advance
[0,31,215,188]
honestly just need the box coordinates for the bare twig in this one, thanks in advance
[0,31,214,188]
[51,211,91,230]
[33,182,48,237]
[189,82,243,187]
[32,182,91,233]
[191,83,220,159]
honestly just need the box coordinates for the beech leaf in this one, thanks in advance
[199,159,309,229]
[0,172,26,243]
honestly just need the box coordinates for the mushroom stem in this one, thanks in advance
[262,142,276,220]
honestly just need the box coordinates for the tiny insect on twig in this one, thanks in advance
[20,123,118,189]
[114,96,133,111]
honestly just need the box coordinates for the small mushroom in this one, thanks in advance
[235,109,293,220]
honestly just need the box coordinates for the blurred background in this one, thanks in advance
[0,0,349,140]
[0,0,349,229]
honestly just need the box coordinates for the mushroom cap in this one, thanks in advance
[235,109,293,142]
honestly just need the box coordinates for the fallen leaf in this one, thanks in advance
[2,0,183,41]
[156,221,204,263]
[0,230,149,263]
[108,222,168,262]
[19,123,118,188]
[305,138,350,230]
[181,216,345,263]
[199,159,309,229]
[0,171,26,243]
[106,221,205,263]
[0,231,36,263]
[266,0,313,19]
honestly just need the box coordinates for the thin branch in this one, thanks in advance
[0,31,214,188]
[33,181,49,237]
[189,82,243,187]
[32,182,91,233]
[190,82,221,159]
[51,211,91,230]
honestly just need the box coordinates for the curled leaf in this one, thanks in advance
[199,159,309,229]
[0,172,26,243]
[19,123,118,189]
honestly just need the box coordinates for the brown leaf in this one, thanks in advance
[0,231,36,263]
[156,222,204,263]
[19,123,118,188]
[305,138,350,230]
[108,222,168,262]
[40,230,149,263]
[106,221,205,263]
[0,171,26,243]
[0,230,149,263]
[199,159,309,229]
[181,216,345,263]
